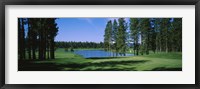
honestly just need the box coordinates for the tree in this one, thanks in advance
[104,20,112,53]
[55,41,104,49]
[171,18,182,52]
[18,18,26,60]
[102,18,182,57]
[28,18,37,60]
[116,18,127,56]
[49,18,59,59]
[27,18,32,60]
[154,18,162,52]
[130,18,140,55]
[140,18,151,55]
[19,18,59,60]
[161,18,170,53]
[148,18,157,53]
[112,19,118,56]
[38,18,45,60]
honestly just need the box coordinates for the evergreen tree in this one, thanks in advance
[18,18,26,60]
[112,19,118,56]
[130,18,139,55]
[154,18,162,52]
[49,18,59,59]
[161,18,170,53]
[171,18,182,52]
[140,18,151,55]
[19,18,58,60]
[104,20,112,52]
[117,18,127,56]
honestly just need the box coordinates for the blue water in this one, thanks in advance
[74,50,134,58]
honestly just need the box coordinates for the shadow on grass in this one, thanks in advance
[81,68,137,71]
[63,60,148,71]
[151,67,182,71]
[18,61,61,71]
[86,57,127,59]
[18,60,149,71]
[19,60,182,71]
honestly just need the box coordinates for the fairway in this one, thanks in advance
[18,48,182,71]
[18,18,182,71]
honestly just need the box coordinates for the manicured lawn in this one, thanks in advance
[18,48,182,71]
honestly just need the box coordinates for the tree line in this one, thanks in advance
[104,18,182,56]
[55,41,104,49]
[18,18,58,60]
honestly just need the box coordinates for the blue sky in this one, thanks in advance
[55,18,117,43]
[55,18,130,43]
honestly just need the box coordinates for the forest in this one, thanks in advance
[103,18,182,56]
[18,18,58,60]
[18,18,182,71]
[55,41,104,49]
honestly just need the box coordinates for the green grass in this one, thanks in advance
[18,48,182,71]
[74,48,104,50]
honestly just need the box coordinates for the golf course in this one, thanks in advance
[18,48,182,71]
[18,18,182,71]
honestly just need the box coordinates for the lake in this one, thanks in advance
[74,50,134,58]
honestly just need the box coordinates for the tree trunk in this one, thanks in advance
[48,45,50,59]
[39,19,44,60]
[50,39,55,59]
[159,37,162,52]
[43,26,46,60]
[146,33,149,55]
[21,19,26,60]
[133,43,135,55]
[136,44,139,55]
[27,19,32,60]
[32,33,36,59]
[166,39,168,53]
[18,18,22,60]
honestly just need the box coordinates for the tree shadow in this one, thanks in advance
[60,60,148,71]
[18,60,62,71]
[80,67,137,71]
[150,67,182,71]
[18,60,149,71]
[86,57,128,59]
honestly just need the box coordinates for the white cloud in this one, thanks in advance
[77,18,93,24]
[77,18,100,30]
[84,18,93,24]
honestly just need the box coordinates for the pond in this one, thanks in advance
[74,50,134,58]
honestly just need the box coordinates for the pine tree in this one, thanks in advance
[49,18,59,59]
[130,18,139,55]
[154,18,161,52]
[112,19,118,56]
[18,18,26,60]
[140,18,151,55]
[117,18,127,56]
[171,18,182,52]
[104,20,112,53]
[161,18,170,53]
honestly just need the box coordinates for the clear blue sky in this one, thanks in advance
[55,18,107,43]
[55,18,129,43]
